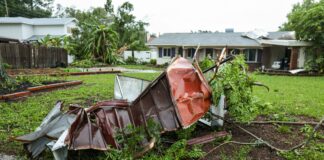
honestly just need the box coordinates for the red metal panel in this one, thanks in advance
[166,57,212,127]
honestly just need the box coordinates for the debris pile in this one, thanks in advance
[14,57,224,159]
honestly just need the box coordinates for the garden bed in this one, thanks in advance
[0,79,83,101]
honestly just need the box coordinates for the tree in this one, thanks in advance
[0,0,53,18]
[84,25,119,64]
[113,2,148,51]
[281,0,324,47]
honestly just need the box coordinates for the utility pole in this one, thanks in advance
[4,0,9,17]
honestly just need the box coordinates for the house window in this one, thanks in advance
[205,48,214,58]
[187,48,196,58]
[158,47,176,58]
[244,49,258,62]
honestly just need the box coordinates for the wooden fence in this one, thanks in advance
[0,43,67,69]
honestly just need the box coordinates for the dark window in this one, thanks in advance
[158,48,162,58]
[171,48,176,58]
[187,48,196,58]
[205,48,213,58]
[163,48,171,57]
[243,49,258,62]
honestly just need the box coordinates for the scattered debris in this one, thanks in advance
[14,57,215,159]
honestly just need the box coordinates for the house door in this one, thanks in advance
[205,48,213,59]
[282,48,291,70]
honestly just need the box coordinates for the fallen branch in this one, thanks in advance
[199,141,260,159]
[244,120,324,126]
[206,113,324,154]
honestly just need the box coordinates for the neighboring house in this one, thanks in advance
[147,30,311,71]
[0,17,77,42]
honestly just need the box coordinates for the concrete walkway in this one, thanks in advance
[78,67,161,73]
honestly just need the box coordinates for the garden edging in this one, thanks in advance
[0,80,83,100]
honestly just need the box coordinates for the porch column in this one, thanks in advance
[290,47,299,70]
[183,48,187,58]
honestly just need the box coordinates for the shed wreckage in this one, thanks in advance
[14,56,228,159]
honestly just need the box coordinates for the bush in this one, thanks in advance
[199,58,214,71]
[305,54,324,73]
[149,59,157,65]
[209,55,266,122]
[125,57,138,65]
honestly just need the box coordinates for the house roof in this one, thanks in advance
[259,39,312,47]
[148,31,301,47]
[0,17,76,25]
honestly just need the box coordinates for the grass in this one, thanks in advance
[253,74,324,119]
[1,73,324,157]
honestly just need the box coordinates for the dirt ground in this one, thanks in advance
[199,115,323,160]
[6,68,64,75]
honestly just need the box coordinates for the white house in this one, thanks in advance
[147,30,311,71]
[0,17,77,41]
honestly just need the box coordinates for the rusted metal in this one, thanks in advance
[167,57,212,127]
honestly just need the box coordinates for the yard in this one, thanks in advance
[0,73,323,159]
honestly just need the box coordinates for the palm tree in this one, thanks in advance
[84,25,118,64]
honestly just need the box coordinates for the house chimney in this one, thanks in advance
[225,28,234,33]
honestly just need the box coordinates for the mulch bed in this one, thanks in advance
[6,68,64,75]
[0,80,66,95]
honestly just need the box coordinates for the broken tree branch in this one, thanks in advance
[243,120,324,126]
[207,113,324,153]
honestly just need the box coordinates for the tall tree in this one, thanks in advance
[113,2,148,51]
[0,0,53,18]
[280,0,324,47]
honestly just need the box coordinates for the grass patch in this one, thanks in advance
[60,68,82,73]
[253,74,324,119]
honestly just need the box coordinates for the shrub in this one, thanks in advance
[149,59,157,65]
[125,57,138,65]
[199,58,214,71]
[209,55,266,122]
[305,54,324,73]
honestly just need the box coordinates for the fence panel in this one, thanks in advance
[0,43,68,69]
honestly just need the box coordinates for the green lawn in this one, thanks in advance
[253,74,324,119]
[0,73,323,156]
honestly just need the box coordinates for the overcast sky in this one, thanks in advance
[54,0,303,34]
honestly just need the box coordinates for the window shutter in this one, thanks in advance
[171,48,176,58]
[158,48,162,58]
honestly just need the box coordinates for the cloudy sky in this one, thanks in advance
[54,0,303,34]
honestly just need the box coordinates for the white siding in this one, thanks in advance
[33,25,66,35]
[0,24,23,40]
[21,24,34,39]
[157,57,172,65]
[123,51,158,62]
